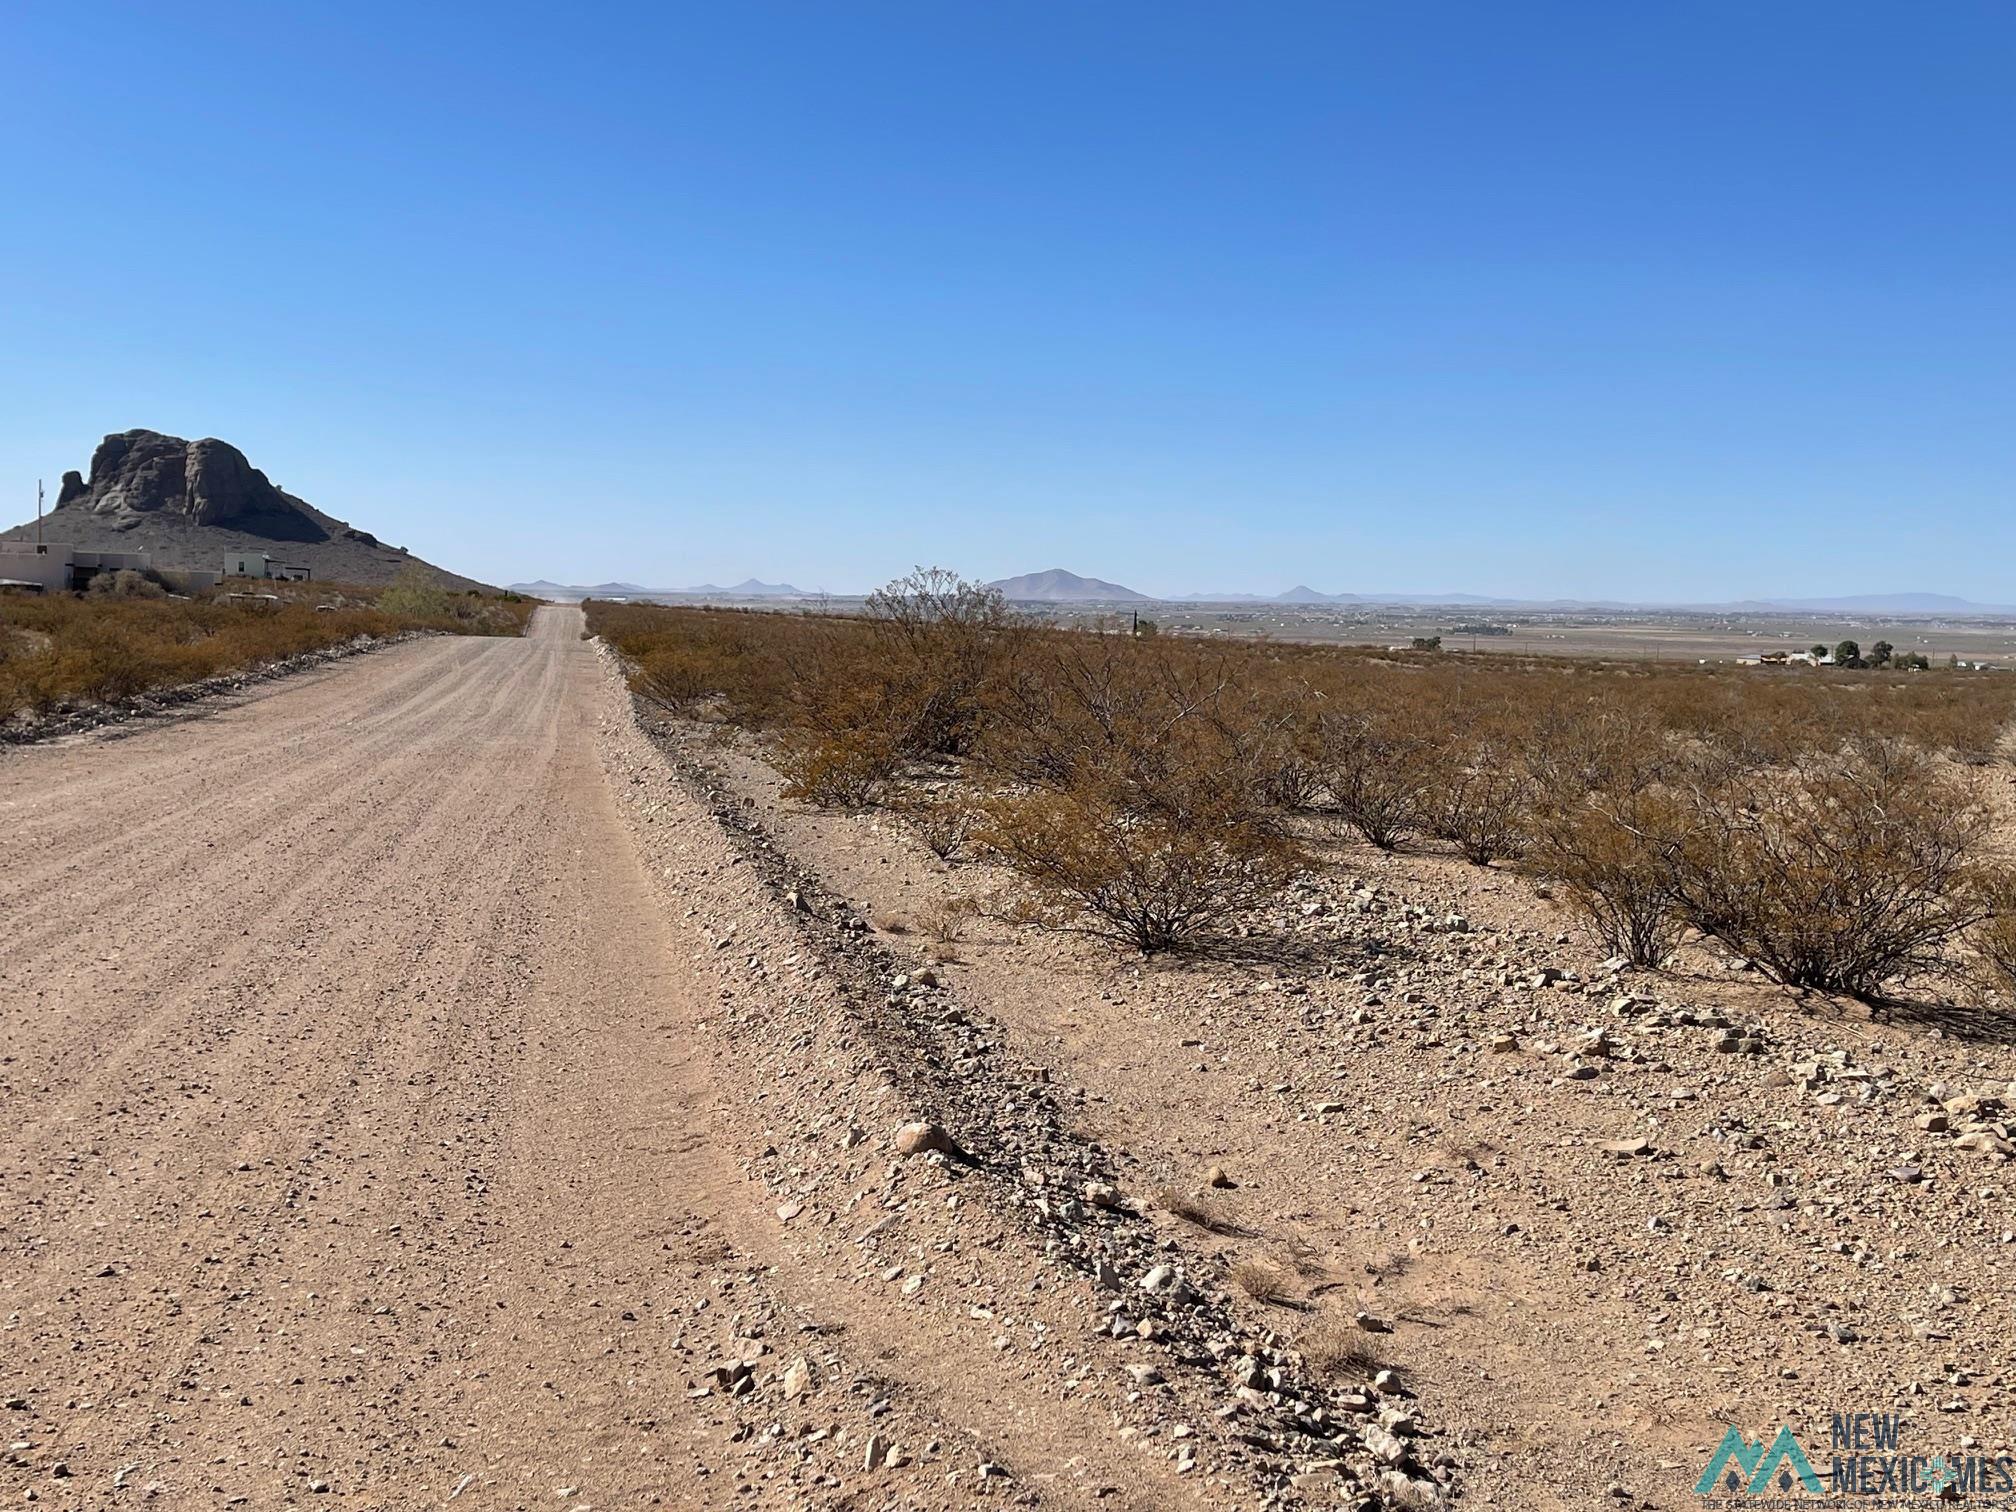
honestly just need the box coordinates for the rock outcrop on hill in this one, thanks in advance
[55,431,320,534]
[9,429,487,589]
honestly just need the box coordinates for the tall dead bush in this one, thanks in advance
[975,631,1292,821]
[1521,696,1671,803]
[1963,867,2016,1006]
[1313,695,1435,850]
[897,791,981,861]
[980,629,1192,795]
[1529,789,1688,967]
[862,567,1020,759]
[1665,746,1988,997]
[1428,741,1535,866]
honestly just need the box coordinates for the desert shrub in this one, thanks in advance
[1295,1316,1386,1381]
[979,628,1200,795]
[1426,729,1534,865]
[375,566,457,620]
[68,628,174,703]
[723,570,1025,805]
[1252,708,1327,810]
[916,895,979,944]
[769,629,918,806]
[1905,680,2014,765]
[860,566,1021,759]
[1663,746,1989,997]
[1312,695,1436,850]
[1530,789,1688,968]
[633,640,723,708]
[592,585,1017,799]
[1228,1257,1294,1304]
[1963,867,2016,1004]
[975,629,1299,835]
[581,584,2016,990]
[378,572,536,634]
[898,792,980,861]
[87,568,165,599]
[774,724,902,807]
[0,646,77,714]
[606,605,799,724]
[976,778,1297,953]
[1522,696,1672,802]
[1155,1184,1243,1234]
[0,581,530,723]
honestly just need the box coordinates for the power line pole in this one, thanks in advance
[35,478,44,548]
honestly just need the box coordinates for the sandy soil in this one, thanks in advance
[4,608,1437,1511]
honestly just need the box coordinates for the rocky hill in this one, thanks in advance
[4,430,487,589]
[986,567,1149,602]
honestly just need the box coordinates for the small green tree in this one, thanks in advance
[1809,644,1828,659]
[1832,639,1862,668]
[1868,640,1894,668]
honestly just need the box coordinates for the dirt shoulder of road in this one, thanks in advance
[592,642,1457,1510]
[636,709,2016,1511]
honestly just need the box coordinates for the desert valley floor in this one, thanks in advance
[7,607,2016,1510]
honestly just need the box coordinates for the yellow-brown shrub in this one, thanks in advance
[584,587,2016,981]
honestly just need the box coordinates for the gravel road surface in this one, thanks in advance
[0,610,1018,1509]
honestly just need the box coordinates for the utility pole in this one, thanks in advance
[36,478,44,548]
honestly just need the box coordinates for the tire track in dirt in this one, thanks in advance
[0,644,557,1155]
[0,649,504,995]
[0,642,487,918]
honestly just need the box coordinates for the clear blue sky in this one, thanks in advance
[5,1,2013,599]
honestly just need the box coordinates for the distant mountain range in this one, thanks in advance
[689,579,808,597]
[1713,593,2016,615]
[510,567,2016,618]
[1181,585,1602,607]
[1175,585,2016,615]
[509,577,810,601]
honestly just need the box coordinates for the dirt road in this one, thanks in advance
[0,608,1447,1510]
[3,608,754,1505]
[0,613,963,1506]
